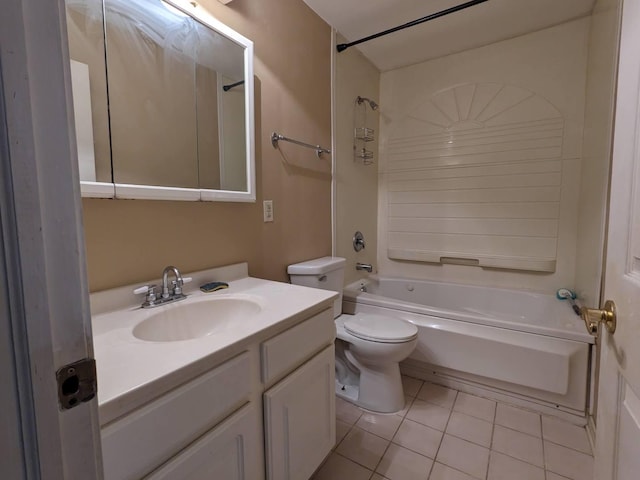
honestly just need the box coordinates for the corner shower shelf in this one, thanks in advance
[355,127,375,142]
[356,148,374,161]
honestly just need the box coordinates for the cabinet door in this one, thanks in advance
[264,345,335,480]
[145,403,263,480]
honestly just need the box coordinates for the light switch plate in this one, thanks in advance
[263,200,274,222]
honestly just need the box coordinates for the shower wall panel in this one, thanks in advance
[378,18,589,292]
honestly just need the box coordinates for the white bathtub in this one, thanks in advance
[342,276,594,421]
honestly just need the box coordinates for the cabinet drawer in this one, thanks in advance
[261,308,335,386]
[145,403,263,480]
[102,351,252,480]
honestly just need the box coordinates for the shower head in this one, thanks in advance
[357,96,379,110]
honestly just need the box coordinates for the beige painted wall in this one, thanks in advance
[334,34,380,285]
[574,0,621,307]
[83,0,332,292]
[378,19,590,293]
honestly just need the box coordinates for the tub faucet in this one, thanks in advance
[356,262,373,273]
[162,265,184,299]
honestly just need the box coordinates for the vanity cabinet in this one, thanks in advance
[101,352,254,480]
[100,306,336,480]
[146,404,262,480]
[264,345,336,480]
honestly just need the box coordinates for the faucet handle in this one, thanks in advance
[171,277,192,296]
[133,284,159,306]
[133,284,157,295]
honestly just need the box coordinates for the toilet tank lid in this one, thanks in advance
[287,256,346,275]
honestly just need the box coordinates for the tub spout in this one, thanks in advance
[356,263,373,273]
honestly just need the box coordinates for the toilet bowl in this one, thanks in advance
[288,257,418,413]
[335,313,418,412]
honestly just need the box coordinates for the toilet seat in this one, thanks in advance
[343,313,418,343]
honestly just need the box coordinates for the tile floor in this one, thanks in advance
[312,376,593,480]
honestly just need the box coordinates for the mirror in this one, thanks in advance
[65,0,255,201]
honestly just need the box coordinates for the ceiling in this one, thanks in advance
[302,0,596,71]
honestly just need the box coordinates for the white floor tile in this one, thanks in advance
[544,441,594,480]
[494,403,541,437]
[406,399,452,431]
[453,392,496,422]
[376,443,433,480]
[336,397,364,425]
[445,411,493,447]
[487,451,545,480]
[541,416,591,454]
[312,452,373,480]
[429,462,477,480]
[492,425,544,467]
[392,418,443,458]
[356,411,403,440]
[371,474,389,480]
[403,375,424,397]
[436,434,490,479]
[396,395,415,418]
[336,419,351,447]
[336,426,390,470]
[417,383,458,409]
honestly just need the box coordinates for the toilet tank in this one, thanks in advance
[287,257,346,318]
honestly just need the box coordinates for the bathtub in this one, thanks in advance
[342,276,594,421]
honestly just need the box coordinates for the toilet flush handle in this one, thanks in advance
[318,274,327,282]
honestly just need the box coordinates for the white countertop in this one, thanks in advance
[91,265,336,425]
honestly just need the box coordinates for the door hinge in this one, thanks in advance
[56,358,97,410]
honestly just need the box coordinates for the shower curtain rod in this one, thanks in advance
[336,0,489,53]
[223,80,244,91]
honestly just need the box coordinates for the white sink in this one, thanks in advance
[133,296,262,342]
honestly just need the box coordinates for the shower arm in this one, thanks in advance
[357,96,378,110]
[336,0,489,53]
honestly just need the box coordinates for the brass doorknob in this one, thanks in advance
[580,300,617,336]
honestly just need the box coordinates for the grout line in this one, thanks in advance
[490,447,546,472]
[434,462,486,480]
[484,401,498,479]
[426,389,458,479]
[332,451,375,476]
[333,419,354,451]
[542,437,594,456]
[542,430,547,480]
[494,422,543,440]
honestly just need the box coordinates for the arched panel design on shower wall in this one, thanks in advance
[384,82,564,273]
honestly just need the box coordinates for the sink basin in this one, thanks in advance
[133,296,262,342]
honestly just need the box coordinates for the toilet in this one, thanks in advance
[288,256,418,413]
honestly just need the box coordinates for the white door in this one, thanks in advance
[594,0,640,478]
[0,0,103,478]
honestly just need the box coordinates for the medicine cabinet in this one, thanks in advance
[66,0,255,201]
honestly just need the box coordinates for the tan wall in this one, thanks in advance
[83,0,332,292]
[334,34,380,285]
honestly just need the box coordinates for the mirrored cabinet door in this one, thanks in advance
[66,0,115,197]
[65,0,255,202]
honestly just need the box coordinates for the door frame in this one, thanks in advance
[0,0,103,478]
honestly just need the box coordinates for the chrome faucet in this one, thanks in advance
[162,265,184,299]
[356,262,373,273]
[134,266,191,308]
